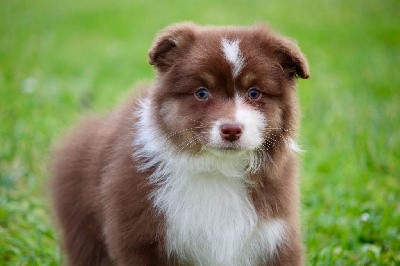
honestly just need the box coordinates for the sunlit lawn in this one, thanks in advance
[1,0,399,264]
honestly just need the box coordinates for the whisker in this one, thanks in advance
[162,124,209,142]
[176,138,199,154]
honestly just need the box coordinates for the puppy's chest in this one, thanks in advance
[152,170,286,265]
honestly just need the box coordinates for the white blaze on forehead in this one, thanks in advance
[221,38,245,78]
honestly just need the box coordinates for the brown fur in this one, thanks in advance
[50,22,309,265]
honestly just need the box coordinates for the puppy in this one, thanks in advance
[51,22,309,266]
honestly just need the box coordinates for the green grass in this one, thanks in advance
[1,0,399,264]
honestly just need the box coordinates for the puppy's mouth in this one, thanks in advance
[203,141,252,157]
[210,141,243,150]
[204,148,246,159]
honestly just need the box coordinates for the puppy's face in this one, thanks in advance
[149,23,309,155]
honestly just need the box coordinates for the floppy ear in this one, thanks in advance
[273,36,310,79]
[254,24,310,79]
[148,23,197,72]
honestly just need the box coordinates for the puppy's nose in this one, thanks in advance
[220,123,242,142]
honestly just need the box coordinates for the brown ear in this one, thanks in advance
[273,36,310,79]
[254,24,310,79]
[148,23,197,72]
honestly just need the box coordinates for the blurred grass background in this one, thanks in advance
[1,0,399,264]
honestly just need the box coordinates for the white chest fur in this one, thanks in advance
[152,156,287,266]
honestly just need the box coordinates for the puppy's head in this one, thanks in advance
[148,23,309,156]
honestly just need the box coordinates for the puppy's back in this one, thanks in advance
[51,115,111,265]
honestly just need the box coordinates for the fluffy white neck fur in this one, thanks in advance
[133,96,287,265]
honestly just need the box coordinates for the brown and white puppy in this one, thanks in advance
[51,22,309,266]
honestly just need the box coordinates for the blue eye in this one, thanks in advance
[247,87,262,100]
[195,87,210,100]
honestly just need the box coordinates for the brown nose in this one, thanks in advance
[220,123,242,142]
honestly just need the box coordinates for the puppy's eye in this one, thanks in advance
[247,87,262,100]
[195,87,210,101]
